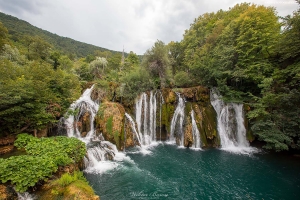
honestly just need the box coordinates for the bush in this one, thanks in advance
[174,71,192,87]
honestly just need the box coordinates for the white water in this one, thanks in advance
[63,85,128,174]
[210,89,258,154]
[191,109,201,149]
[17,192,35,200]
[125,113,142,145]
[170,93,185,146]
[135,92,157,146]
[158,91,164,141]
[64,85,99,141]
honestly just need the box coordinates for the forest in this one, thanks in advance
[0,2,299,154]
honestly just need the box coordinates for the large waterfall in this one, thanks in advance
[169,93,185,146]
[135,91,161,146]
[210,89,258,154]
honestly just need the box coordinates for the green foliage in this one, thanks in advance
[0,155,57,192]
[174,71,192,87]
[178,3,300,151]
[0,56,80,134]
[52,171,87,187]
[14,133,39,149]
[142,40,170,88]
[120,66,155,101]
[0,134,86,192]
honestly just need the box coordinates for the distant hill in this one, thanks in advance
[0,12,121,58]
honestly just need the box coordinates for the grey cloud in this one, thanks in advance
[0,0,49,16]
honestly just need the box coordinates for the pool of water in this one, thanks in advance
[85,143,300,200]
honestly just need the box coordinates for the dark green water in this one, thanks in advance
[85,143,300,200]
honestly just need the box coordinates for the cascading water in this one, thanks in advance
[191,109,201,149]
[170,93,185,146]
[17,192,35,200]
[135,92,157,146]
[125,113,142,145]
[158,90,164,141]
[63,85,124,173]
[64,85,99,140]
[210,89,258,154]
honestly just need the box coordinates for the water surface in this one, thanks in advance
[85,144,300,200]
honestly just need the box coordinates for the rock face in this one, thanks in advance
[0,184,18,200]
[0,145,14,155]
[95,102,126,150]
[160,86,219,148]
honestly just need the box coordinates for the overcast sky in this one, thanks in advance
[0,0,298,54]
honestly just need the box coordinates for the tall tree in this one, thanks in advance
[142,40,170,88]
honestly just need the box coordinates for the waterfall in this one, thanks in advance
[65,85,99,140]
[149,91,157,142]
[17,192,35,200]
[158,90,164,141]
[125,113,142,145]
[170,93,185,146]
[135,92,157,146]
[191,109,201,149]
[64,85,123,173]
[210,89,257,154]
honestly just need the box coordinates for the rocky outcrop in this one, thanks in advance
[0,184,18,200]
[0,145,14,155]
[95,102,126,150]
[0,136,15,146]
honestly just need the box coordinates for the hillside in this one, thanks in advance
[0,12,120,58]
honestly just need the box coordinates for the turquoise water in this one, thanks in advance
[85,144,300,200]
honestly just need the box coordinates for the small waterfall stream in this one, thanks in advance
[125,112,142,145]
[170,93,185,146]
[210,89,258,154]
[191,109,201,149]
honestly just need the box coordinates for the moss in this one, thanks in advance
[95,102,126,150]
[106,116,113,136]
[37,171,99,200]
[161,103,175,134]
[161,88,176,103]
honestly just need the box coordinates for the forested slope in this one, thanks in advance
[0,12,119,57]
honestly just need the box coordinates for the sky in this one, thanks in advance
[0,0,298,55]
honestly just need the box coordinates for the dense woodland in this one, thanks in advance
[0,1,299,154]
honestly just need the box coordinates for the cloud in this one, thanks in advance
[0,0,298,55]
[0,0,49,16]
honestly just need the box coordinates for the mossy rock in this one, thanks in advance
[243,104,255,142]
[192,102,219,147]
[161,103,175,136]
[0,184,18,200]
[37,175,99,200]
[95,101,125,150]
[175,86,210,104]
[184,115,193,147]
[161,88,176,104]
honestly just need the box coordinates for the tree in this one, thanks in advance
[0,22,8,50]
[89,57,108,79]
[142,40,170,88]
[168,41,184,76]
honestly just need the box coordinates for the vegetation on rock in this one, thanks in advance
[0,134,86,192]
